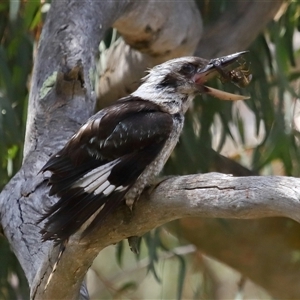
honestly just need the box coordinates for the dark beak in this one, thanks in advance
[194,51,250,101]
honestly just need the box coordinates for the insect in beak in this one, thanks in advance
[194,51,252,101]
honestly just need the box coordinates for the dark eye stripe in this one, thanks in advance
[158,74,178,89]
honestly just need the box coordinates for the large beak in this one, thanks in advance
[194,51,250,101]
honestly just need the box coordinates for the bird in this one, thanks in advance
[40,51,250,246]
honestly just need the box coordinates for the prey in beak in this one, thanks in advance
[193,51,252,101]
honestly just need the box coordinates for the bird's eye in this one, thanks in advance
[180,64,196,75]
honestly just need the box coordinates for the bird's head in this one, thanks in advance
[132,51,251,114]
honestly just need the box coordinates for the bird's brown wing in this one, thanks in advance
[40,98,173,243]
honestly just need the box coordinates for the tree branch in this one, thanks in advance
[36,173,300,298]
[0,0,201,298]
[0,0,132,298]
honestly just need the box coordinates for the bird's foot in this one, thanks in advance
[145,176,174,195]
[124,198,135,224]
[125,198,135,212]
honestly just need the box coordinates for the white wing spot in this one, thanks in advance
[94,180,110,195]
[89,137,96,144]
[72,159,121,194]
[102,184,116,195]
[84,172,111,193]
[115,185,127,192]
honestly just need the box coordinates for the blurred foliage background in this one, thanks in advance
[1,0,300,299]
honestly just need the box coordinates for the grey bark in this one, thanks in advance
[0,0,290,299]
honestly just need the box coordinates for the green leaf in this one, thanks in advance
[23,0,41,30]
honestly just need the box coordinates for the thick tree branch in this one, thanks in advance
[0,0,131,298]
[0,1,202,298]
[35,173,300,298]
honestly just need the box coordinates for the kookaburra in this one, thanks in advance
[40,52,250,244]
